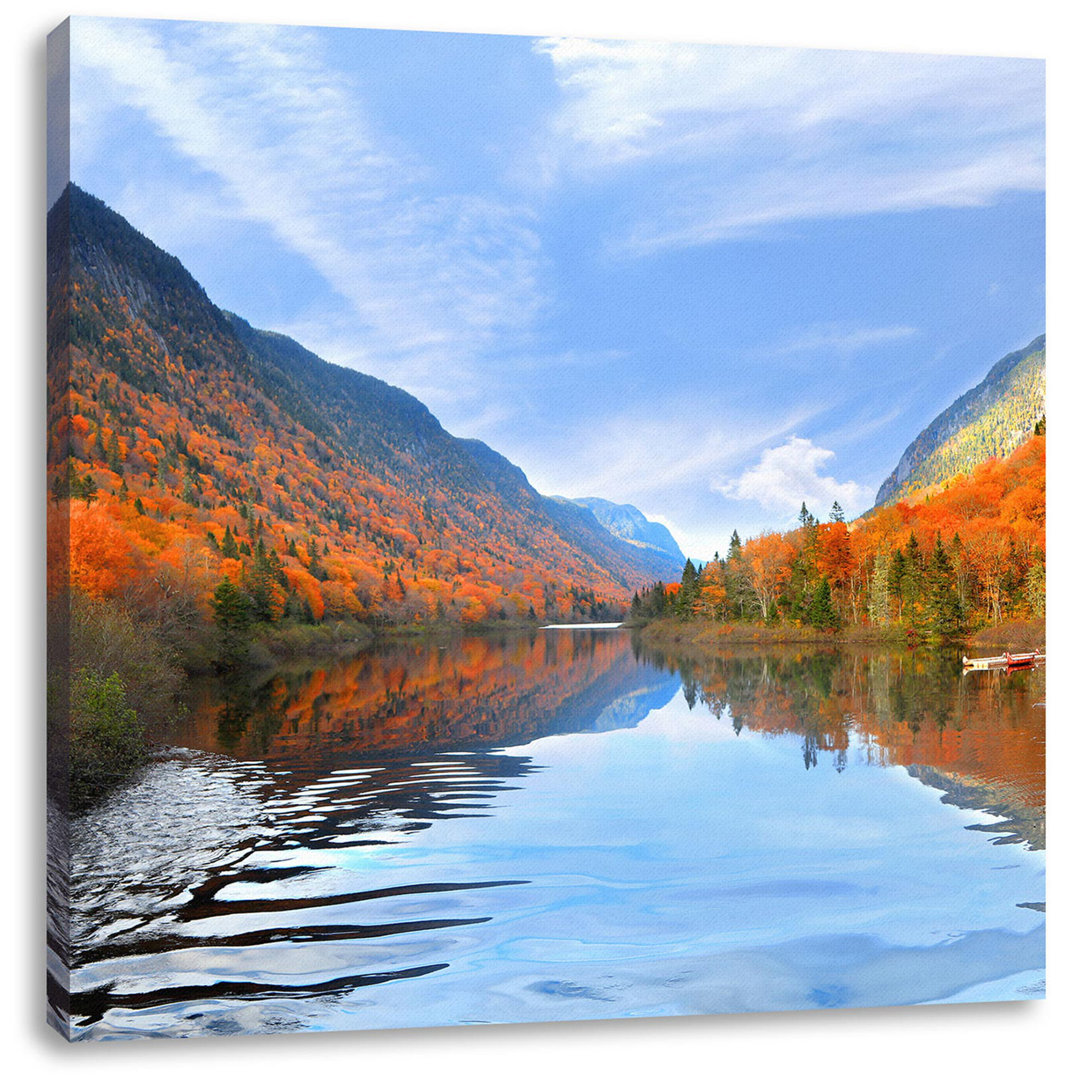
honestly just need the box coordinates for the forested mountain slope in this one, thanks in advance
[47,184,677,628]
[875,335,1045,506]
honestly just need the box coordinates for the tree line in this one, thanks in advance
[630,432,1045,641]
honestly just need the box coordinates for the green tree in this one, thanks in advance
[220,524,239,560]
[926,535,964,639]
[245,539,280,622]
[725,532,753,620]
[78,474,98,508]
[808,577,839,630]
[675,559,700,619]
[212,579,252,668]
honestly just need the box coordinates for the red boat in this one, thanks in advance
[962,649,1044,670]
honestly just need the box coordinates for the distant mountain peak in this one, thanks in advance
[875,335,1045,507]
[555,496,685,568]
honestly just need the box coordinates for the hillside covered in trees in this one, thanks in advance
[47,184,684,646]
[875,335,1045,506]
[634,431,1045,641]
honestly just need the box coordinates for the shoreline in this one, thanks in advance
[630,617,1046,652]
[194,611,1048,677]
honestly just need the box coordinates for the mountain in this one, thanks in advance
[556,497,685,571]
[875,335,1045,506]
[47,185,683,628]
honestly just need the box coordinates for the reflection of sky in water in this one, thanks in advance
[313,691,1043,1026]
[61,639,1045,1038]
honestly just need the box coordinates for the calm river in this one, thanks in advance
[51,628,1046,1038]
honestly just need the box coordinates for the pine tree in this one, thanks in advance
[78,475,98,508]
[888,548,906,621]
[900,533,924,633]
[221,524,239,560]
[808,577,839,630]
[246,538,280,622]
[212,579,252,668]
[926,535,964,639]
[675,559,700,619]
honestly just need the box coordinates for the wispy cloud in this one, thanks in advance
[515,400,821,503]
[534,38,1044,254]
[71,18,543,397]
[717,436,871,517]
[766,323,918,357]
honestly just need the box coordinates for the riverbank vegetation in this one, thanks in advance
[47,590,186,812]
[630,433,1045,646]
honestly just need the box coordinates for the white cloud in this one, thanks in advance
[766,323,918,357]
[718,436,870,517]
[70,18,543,397]
[521,404,817,504]
[534,38,1044,253]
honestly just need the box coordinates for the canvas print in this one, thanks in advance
[46,16,1046,1040]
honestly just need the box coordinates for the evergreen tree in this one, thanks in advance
[900,533,924,633]
[105,430,123,472]
[725,531,753,620]
[888,548,906,621]
[78,475,98,508]
[675,559,700,619]
[283,591,315,624]
[830,501,845,523]
[246,539,280,622]
[212,579,252,668]
[926,535,964,639]
[220,524,239,560]
[808,577,839,630]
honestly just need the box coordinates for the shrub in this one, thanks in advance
[68,669,146,810]
[48,590,185,812]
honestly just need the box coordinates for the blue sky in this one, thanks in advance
[60,17,1045,560]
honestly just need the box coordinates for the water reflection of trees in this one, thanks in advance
[175,630,678,765]
[176,633,1043,849]
[636,640,1045,847]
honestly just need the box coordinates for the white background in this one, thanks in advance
[4,2,1077,1077]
